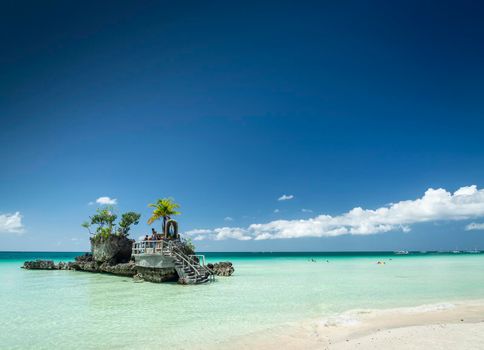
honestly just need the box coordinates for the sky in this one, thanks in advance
[1,0,484,251]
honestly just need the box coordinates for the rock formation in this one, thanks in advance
[134,266,178,283]
[91,235,133,264]
[22,260,58,270]
[98,261,137,276]
[208,261,235,276]
[22,236,234,283]
[65,250,137,276]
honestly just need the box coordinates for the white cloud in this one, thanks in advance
[224,216,233,221]
[455,186,477,196]
[274,209,280,213]
[186,185,484,241]
[186,227,252,241]
[0,212,24,233]
[465,222,484,231]
[186,229,212,235]
[213,227,252,240]
[302,208,313,213]
[95,196,117,205]
[278,194,294,201]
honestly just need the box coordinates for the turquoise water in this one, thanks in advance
[1,251,484,349]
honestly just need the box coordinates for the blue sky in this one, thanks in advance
[1,0,484,251]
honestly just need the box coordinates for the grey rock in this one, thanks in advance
[91,235,133,264]
[135,266,178,283]
[22,260,58,270]
[99,261,137,277]
[75,253,93,263]
[71,260,98,272]
[207,261,234,276]
[57,262,68,270]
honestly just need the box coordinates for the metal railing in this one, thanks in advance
[189,254,206,266]
[132,239,215,281]
[132,240,165,255]
[168,245,203,277]
[189,254,215,280]
[167,242,215,280]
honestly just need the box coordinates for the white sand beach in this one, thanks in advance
[219,300,484,350]
[331,323,484,350]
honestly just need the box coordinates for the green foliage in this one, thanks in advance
[147,197,181,231]
[81,221,92,235]
[118,212,141,236]
[97,226,113,240]
[82,206,141,240]
[90,206,117,231]
[182,237,196,254]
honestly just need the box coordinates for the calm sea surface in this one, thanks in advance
[1,251,484,349]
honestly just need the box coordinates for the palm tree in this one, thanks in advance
[147,197,181,234]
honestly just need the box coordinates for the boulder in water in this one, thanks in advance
[99,261,137,277]
[22,260,58,270]
[207,261,234,276]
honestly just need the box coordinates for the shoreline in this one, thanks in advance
[216,299,484,350]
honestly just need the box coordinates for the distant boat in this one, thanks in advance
[466,249,480,254]
[395,250,409,255]
[451,250,462,254]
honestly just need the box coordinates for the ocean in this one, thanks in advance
[1,251,484,349]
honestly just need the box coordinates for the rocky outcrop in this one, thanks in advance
[22,238,234,283]
[91,235,133,264]
[23,258,235,279]
[22,260,71,270]
[99,261,137,276]
[208,261,235,276]
[75,253,93,263]
[68,253,96,271]
[69,260,98,272]
[67,253,137,277]
[22,260,58,270]
[134,266,178,283]
[57,262,70,270]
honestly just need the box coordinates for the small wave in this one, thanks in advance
[400,303,455,313]
[321,312,360,327]
[320,302,456,327]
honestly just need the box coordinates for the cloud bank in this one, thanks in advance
[0,212,24,233]
[186,185,484,241]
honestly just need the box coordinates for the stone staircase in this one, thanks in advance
[162,242,214,285]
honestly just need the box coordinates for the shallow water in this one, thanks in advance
[1,251,484,349]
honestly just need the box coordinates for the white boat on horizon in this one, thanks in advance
[395,250,409,255]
